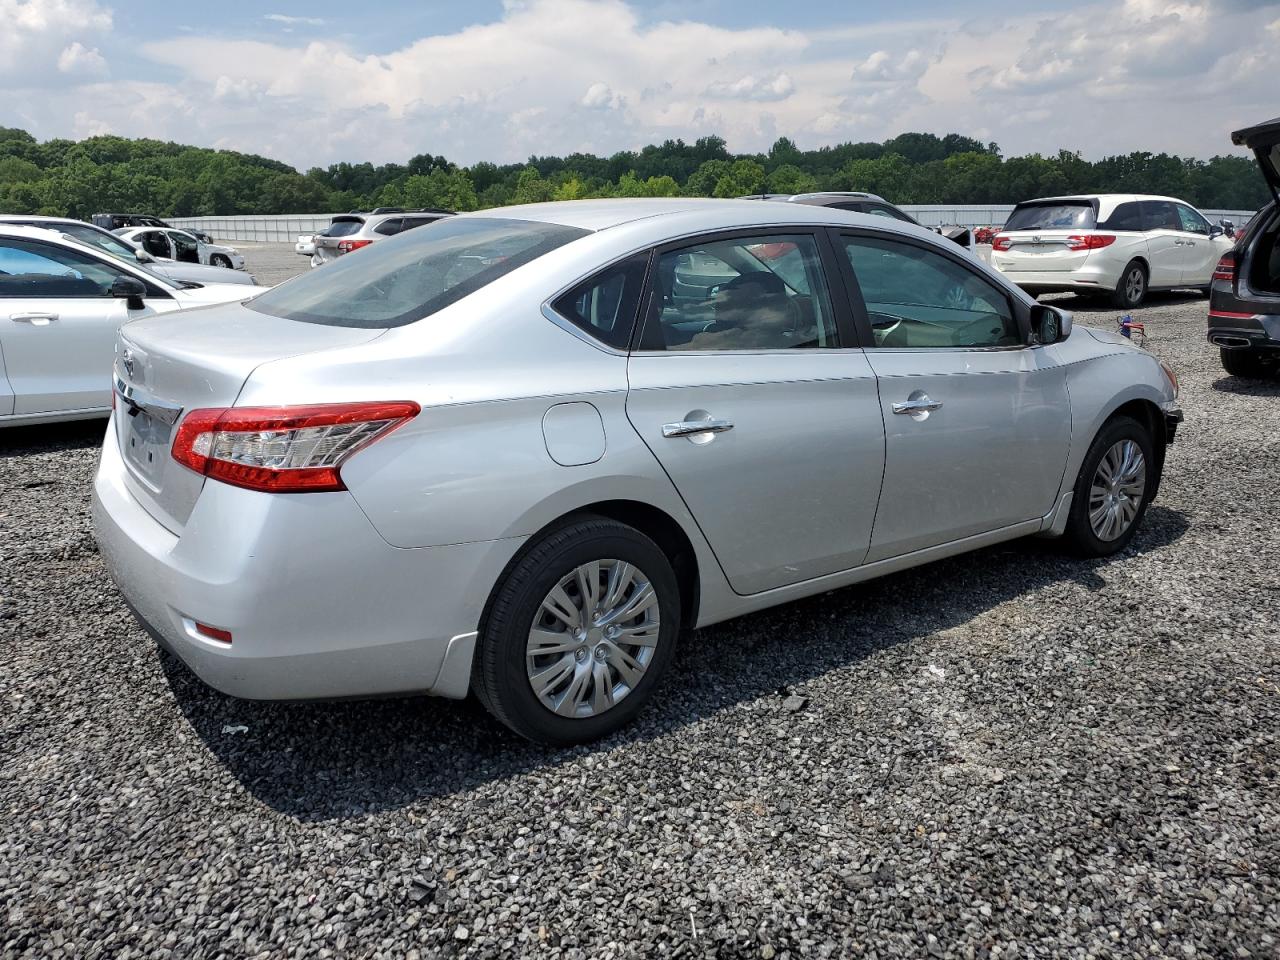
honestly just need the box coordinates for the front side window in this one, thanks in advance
[169,231,199,259]
[842,235,1019,349]
[0,237,125,298]
[640,233,838,351]
[248,216,589,329]
[138,231,171,259]
[551,253,648,350]
[1175,204,1210,235]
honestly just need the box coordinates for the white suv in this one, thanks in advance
[991,194,1234,307]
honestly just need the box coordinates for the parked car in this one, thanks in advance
[115,226,246,271]
[1207,117,1280,378]
[295,234,316,257]
[991,194,1234,307]
[747,192,974,251]
[93,213,213,245]
[0,216,257,287]
[94,199,1181,744]
[0,225,253,426]
[310,209,453,267]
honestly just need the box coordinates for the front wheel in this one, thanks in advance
[210,254,232,268]
[472,517,681,744]
[1221,348,1278,379]
[1110,260,1147,308]
[1063,416,1156,557]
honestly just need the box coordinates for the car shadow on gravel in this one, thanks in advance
[0,418,107,456]
[1210,375,1280,396]
[162,505,1190,822]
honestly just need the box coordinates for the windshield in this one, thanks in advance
[1004,202,1097,231]
[248,217,589,328]
[59,223,140,259]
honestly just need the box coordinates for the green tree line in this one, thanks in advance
[0,126,1269,219]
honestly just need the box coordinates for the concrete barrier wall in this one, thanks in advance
[169,206,1261,242]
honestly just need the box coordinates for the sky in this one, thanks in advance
[2,0,1278,170]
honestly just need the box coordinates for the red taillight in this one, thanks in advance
[992,235,1012,251]
[171,401,420,493]
[1212,253,1236,282]
[1065,234,1115,251]
[338,239,372,253]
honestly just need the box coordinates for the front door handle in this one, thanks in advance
[662,418,734,438]
[892,396,943,415]
[10,312,58,325]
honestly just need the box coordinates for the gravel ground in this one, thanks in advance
[2,289,1278,959]
[237,242,311,286]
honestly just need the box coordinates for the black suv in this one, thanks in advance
[91,213,213,245]
[1207,117,1280,377]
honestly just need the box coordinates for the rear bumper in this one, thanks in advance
[92,423,524,701]
[992,262,1122,294]
[1206,311,1280,350]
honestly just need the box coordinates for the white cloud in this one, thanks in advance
[263,14,325,26]
[705,73,794,102]
[0,0,111,82]
[57,40,107,76]
[1,0,1278,169]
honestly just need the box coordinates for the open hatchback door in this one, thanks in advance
[1233,117,1280,205]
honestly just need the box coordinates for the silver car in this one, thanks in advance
[310,210,452,266]
[93,199,1182,744]
[0,216,258,286]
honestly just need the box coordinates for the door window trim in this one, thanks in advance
[829,227,1032,351]
[630,225,855,355]
[540,247,656,356]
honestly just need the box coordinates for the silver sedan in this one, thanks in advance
[93,199,1182,744]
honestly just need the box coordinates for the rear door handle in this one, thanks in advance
[10,312,58,325]
[662,418,734,438]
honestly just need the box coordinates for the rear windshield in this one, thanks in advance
[248,217,589,328]
[325,218,364,238]
[1004,202,1097,231]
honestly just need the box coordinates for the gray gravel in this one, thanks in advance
[3,287,1279,959]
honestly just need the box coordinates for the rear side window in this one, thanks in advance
[1099,202,1143,231]
[552,253,649,350]
[864,203,917,224]
[373,218,403,236]
[248,217,589,328]
[1004,202,1097,231]
[326,218,364,238]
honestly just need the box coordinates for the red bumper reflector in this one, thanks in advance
[1208,310,1257,320]
[194,622,233,644]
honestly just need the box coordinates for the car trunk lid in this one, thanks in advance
[113,302,384,533]
[1232,117,1280,205]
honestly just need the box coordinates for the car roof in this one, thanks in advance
[463,197,913,233]
[1017,194,1190,205]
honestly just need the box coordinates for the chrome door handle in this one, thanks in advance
[662,418,734,438]
[892,397,943,415]
[10,312,58,325]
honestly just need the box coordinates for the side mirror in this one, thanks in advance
[110,275,148,310]
[1030,304,1071,345]
[135,249,156,263]
[1209,225,1224,239]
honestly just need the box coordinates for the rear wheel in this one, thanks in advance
[473,517,681,744]
[1220,348,1279,378]
[210,254,232,268]
[1110,260,1147,308]
[1063,416,1155,557]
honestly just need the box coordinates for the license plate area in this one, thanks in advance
[120,408,174,489]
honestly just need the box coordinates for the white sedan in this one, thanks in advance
[0,225,254,426]
[116,226,246,271]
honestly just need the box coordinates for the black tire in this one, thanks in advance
[472,516,681,744]
[1220,348,1278,378]
[1062,416,1156,557]
[1110,260,1148,308]
[210,254,231,268]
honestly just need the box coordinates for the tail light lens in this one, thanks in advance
[1212,252,1236,282]
[172,401,420,493]
[1065,234,1116,251]
[992,235,1012,251]
[338,239,373,253]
